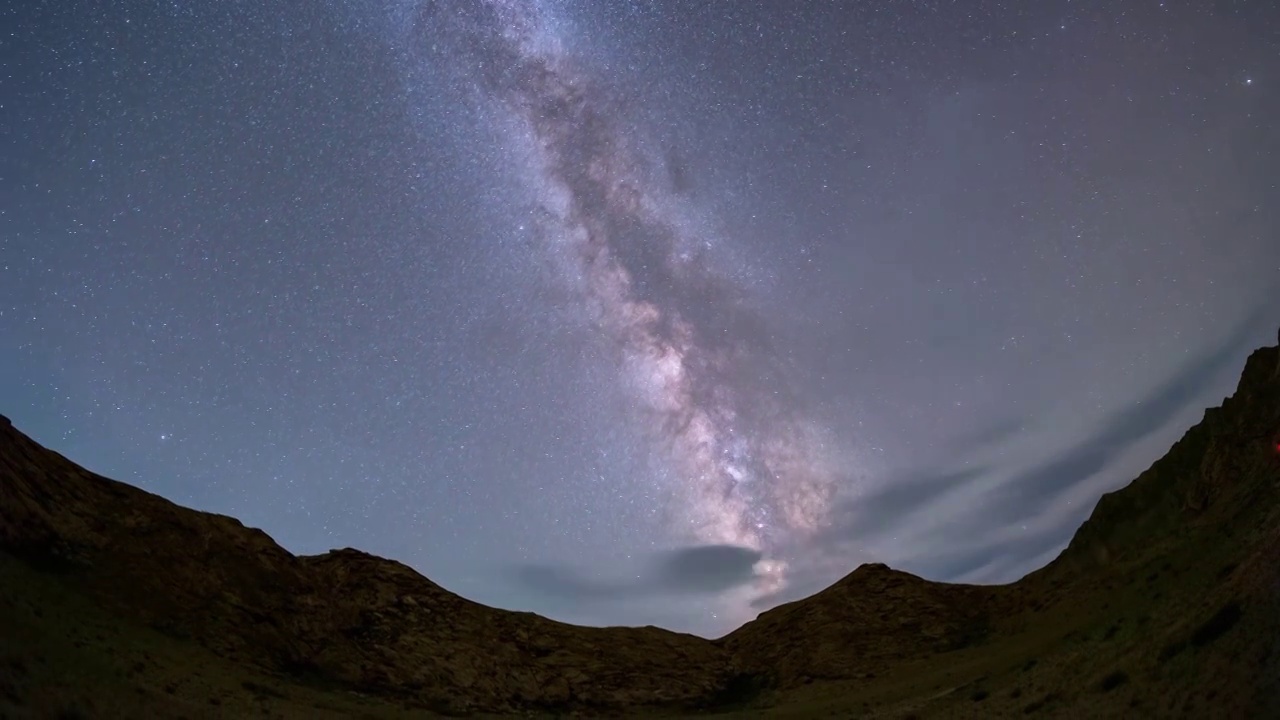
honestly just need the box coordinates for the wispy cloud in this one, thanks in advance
[757,305,1271,611]
[978,305,1267,528]
[512,543,763,602]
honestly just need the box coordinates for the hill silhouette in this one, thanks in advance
[1,340,1278,718]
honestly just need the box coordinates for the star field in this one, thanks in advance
[2,0,1278,636]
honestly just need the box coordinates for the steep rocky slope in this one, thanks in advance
[1,341,1278,718]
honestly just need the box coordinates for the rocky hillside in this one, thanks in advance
[0,412,745,715]
[1,340,1278,718]
[720,562,1003,690]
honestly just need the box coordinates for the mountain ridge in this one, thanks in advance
[1,340,1278,717]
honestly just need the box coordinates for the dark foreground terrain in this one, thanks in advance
[2,342,1279,719]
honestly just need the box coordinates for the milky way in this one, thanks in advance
[5,0,1277,637]
[406,0,843,603]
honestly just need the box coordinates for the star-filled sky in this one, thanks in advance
[2,0,1278,637]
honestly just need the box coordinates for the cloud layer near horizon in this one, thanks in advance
[515,306,1275,616]
[514,544,764,602]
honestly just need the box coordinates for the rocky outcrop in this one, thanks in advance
[1038,344,1280,581]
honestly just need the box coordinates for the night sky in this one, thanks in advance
[2,0,1277,637]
